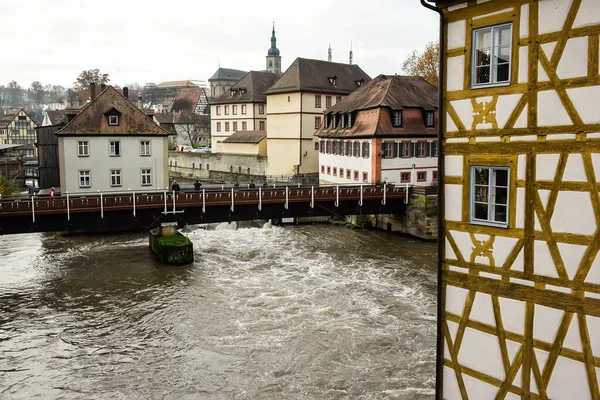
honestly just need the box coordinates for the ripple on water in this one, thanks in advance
[0,225,437,399]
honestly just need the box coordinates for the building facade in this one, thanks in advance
[208,68,247,98]
[316,75,438,185]
[210,71,279,153]
[57,86,170,193]
[0,109,37,147]
[264,58,371,176]
[428,0,600,398]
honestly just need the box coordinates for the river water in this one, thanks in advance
[0,223,437,399]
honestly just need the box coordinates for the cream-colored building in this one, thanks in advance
[57,86,170,193]
[221,131,267,156]
[264,57,371,176]
[425,0,600,398]
[210,71,279,153]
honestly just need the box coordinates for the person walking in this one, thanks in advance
[194,180,202,191]
[49,187,56,199]
[172,180,180,194]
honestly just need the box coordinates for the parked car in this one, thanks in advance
[194,146,211,153]
[179,145,194,152]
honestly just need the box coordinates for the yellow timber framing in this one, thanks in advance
[439,0,600,399]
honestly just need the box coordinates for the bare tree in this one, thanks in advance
[66,88,77,106]
[177,112,210,147]
[7,81,22,108]
[30,81,45,107]
[402,41,439,86]
[74,69,110,90]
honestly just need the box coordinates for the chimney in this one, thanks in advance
[137,93,143,109]
[123,86,129,99]
[90,83,97,101]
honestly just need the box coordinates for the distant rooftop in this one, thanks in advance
[209,68,247,82]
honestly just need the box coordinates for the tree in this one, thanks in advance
[30,81,45,107]
[141,83,166,107]
[7,81,22,108]
[74,69,110,90]
[66,88,77,106]
[176,112,210,147]
[402,41,439,86]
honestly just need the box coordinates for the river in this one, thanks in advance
[0,223,437,399]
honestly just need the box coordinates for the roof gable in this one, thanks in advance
[57,86,169,136]
[211,71,280,105]
[265,58,371,95]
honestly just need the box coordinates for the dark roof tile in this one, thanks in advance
[222,130,266,144]
[211,71,280,105]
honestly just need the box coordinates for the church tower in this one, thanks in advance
[266,23,281,73]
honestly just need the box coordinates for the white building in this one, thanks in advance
[56,86,171,193]
[316,75,438,185]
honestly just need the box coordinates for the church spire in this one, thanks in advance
[328,44,332,62]
[266,22,281,73]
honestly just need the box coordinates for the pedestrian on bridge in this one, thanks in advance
[50,187,56,199]
[172,180,180,194]
[194,180,202,191]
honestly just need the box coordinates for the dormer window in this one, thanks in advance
[108,115,119,126]
[340,114,345,129]
[328,75,337,85]
[392,111,403,127]
[230,89,237,96]
[347,112,352,128]
[324,114,330,129]
[239,88,246,95]
[332,114,338,129]
[356,79,364,87]
[424,111,435,127]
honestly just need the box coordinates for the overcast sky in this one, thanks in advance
[1,0,438,89]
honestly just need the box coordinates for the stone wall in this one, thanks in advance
[168,151,267,182]
[367,193,438,240]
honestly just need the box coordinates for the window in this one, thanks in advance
[326,140,331,154]
[141,169,152,186]
[232,105,237,115]
[472,23,512,87]
[392,111,403,127]
[324,115,330,128]
[433,171,438,181]
[347,113,352,128]
[217,122,221,132]
[333,141,339,155]
[238,166,242,174]
[242,121,247,130]
[345,141,352,156]
[259,104,265,114]
[328,77,336,85]
[79,170,91,188]
[336,96,342,104]
[315,95,321,108]
[233,121,238,131]
[354,171,359,181]
[471,166,509,226]
[340,115,345,129]
[18,116,26,120]
[353,142,360,157]
[320,140,325,153]
[417,142,427,157]
[362,172,368,183]
[362,142,370,158]
[425,111,435,127]
[315,141,319,151]
[325,96,332,108]
[315,116,322,129]
[225,122,230,132]
[383,142,394,158]
[332,115,338,129]
[431,142,438,157]
[109,141,120,156]
[241,105,247,114]
[327,166,331,175]
[108,115,119,126]
[11,130,19,136]
[401,172,411,183]
[77,141,89,156]
[259,121,265,131]
[225,105,229,115]
[140,141,151,155]
[321,165,325,173]
[288,96,290,102]
[216,106,221,115]
[417,171,427,182]
[333,167,337,176]
[339,168,344,178]
[401,142,411,158]
[110,169,122,186]
[346,169,351,179]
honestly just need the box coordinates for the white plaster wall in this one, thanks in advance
[60,136,168,193]
[445,155,463,177]
[552,191,596,235]
[562,153,586,182]
[557,37,589,79]
[538,90,572,126]
[538,0,572,35]
[319,144,372,184]
[445,185,462,221]
[447,56,465,92]
[520,3,529,38]
[573,0,600,28]
[518,46,529,84]
[567,86,600,124]
[536,153,560,180]
[447,20,466,49]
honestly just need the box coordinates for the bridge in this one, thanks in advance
[0,184,412,235]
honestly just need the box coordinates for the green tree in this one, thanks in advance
[7,81,22,108]
[74,69,110,90]
[30,81,45,107]
[402,41,439,87]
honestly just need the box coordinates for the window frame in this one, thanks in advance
[242,121,247,131]
[259,121,265,131]
[109,140,120,157]
[108,115,119,126]
[325,96,332,108]
[258,104,265,114]
[216,122,221,132]
[141,168,152,186]
[216,106,221,115]
[362,172,368,183]
[315,95,321,108]
[79,170,91,188]
[77,141,89,157]
[225,122,230,132]
[224,105,229,115]
[392,110,403,127]
[233,121,238,131]
[140,140,151,156]
[401,172,411,183]
[315,116,322,129]
[424,111,435,127]
[110,169,122,187]
[417,171,427,182]
[383,142,394,159]
[232,105,237,115]
[241,104,247,115]
[469,165,510,228]
[471,23,513,89]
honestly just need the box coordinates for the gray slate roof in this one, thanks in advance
[211,71,280,105]
[209,68,247,82]
[265,58,371,95]
[222,130,266,144]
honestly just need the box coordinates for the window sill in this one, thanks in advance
[470,81,511,90]
[110,155,121,157]
[469,219,509,229]
[111,185,122,188]
[141,183,152,187]
[77,154,89,157]
[79,186,91,189]
[140,154,152,157]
